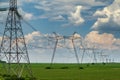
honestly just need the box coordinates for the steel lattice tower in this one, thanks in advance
[0,0,33,78]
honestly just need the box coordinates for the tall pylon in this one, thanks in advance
[50,32,80,67]
[0,0,33,78]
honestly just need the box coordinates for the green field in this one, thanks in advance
[31,63,120,80]
[1,63,120,80]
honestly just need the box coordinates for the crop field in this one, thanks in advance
[0,63,120,80]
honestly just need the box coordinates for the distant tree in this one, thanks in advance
[0,60,6,63]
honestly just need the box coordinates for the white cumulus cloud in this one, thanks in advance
[92,0,120,31]
[85,31,120,50]
[24,13,33,20]
[25,31,41,44]
[18,8,34,20]
[68,6,84,26]
[34,0,109,26]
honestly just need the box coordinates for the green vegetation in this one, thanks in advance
[0,63,120,80]
[0,60,6,63]
[0,73,36,80]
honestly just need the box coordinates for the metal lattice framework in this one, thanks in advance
[0,0,33,78]
[49,32,81,67]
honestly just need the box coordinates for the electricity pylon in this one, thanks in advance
[0,0,33,78]
[50,32,80,67]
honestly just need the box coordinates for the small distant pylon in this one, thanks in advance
[0,0,33,78]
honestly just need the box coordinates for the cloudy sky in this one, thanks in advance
[0,0,120,63]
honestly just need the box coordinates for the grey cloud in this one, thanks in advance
[92,18,120,33]
[92,0,120,34]
[95,0,114,5]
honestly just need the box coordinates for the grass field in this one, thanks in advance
[30,63,120,80]
[0,63,120,80]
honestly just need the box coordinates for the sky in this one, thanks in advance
[0,0,120,63]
